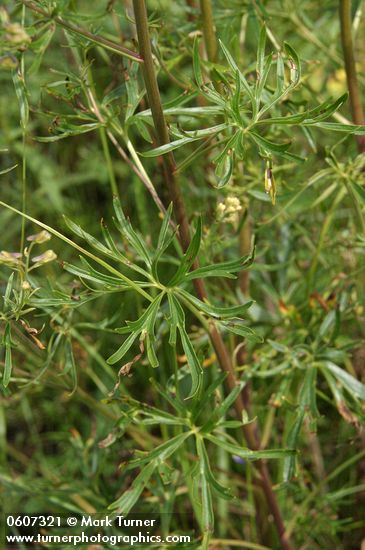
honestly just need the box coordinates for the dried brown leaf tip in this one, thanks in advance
[108,338,145,398]
[19,319,46,350]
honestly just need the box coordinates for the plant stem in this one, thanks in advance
[20,5,27,260]
[86,70,119,197]
[19,0,143,63]
[132,3,292,548]
[199,0,222,92]
[131,0,193,254]
[200,0,218,63]
[99,126,118,196]
[339,0,365,152]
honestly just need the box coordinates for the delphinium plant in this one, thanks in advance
[1,1,365,549]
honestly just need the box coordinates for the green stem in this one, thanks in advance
[99,126,118,197]
[132,3,292,548]
[199,0,218,63]
[132,0,192,253]
[339,0,365,152]
[199,0,222,92]
[19,4,27,267]
[307,188,346,293]
[210,540,270,550]
[86,68,119,198]
[345,179,365,233]
[19,0,143,63]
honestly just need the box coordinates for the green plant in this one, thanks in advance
[1,1,365,549]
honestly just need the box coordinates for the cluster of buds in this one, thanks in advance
[216,196,242,228]
[1,8,31,50]
[0,231,57,272]
[3,22,31,47]
[0,250,22,266]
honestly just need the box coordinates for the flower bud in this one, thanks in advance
[31,250,57,265]
[4,23,31,46]
[0,250,22,266]
[264,161,276,205]
[27,230,51,244]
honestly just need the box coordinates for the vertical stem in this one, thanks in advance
[186,0,196,22]
[20,4,27,259]
[132,3,292,548]
[99,127,118,197]
[239,213,251,295]
[199,0,222,92]
[132,0,192,252]
[339,0,365,152]
[199,0,218,62]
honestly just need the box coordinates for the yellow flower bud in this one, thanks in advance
[31,250,57,265]
[27,230,51,244]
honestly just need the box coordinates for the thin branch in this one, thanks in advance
[131,2,292,548]
[84,84,166,214]
[19,0,143,63]
[339,0,365,152]
[200,0,218,62]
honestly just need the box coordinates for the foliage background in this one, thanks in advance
[1,1,365,548]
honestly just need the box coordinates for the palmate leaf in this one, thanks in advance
[196,437,233,501]
[141,124,229,158]
[256,25,267,92]
[168,217,202,286]
[132,27,364,194]
[151,203,178,282]
[350,182,365,206]
[249,131,306,162]
[283,411,305,482]
[63,215,117,260]
[168,294,203,398]
[127,431,192,468]
[114,295,162,335]
[108,461,156,513]
[2,323,13,388]
[201,381,245,433]
[309,122,365,134]
[108,295,163,365]
[149,378,186,416]
[193,37,204,88]
[283,367,320,481]
[113,196,152,267]
[178,289,254,319]
[178,324,204,398]
[191,372,227,421]
[196,437,214,535]
[36,122,101,142]
[62,258,127,287]
[256,94,351,128]
[63,337,77,396]
[322,361,365,400]
[214,133,239,188]
[109,431,192,513]
[219,39,255,109]
[219,320,263,343]
[106,331,140,365]
[185,244,255,280]
[129,398,189,426]
[205,434,296,460]
[100,219,150,279]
